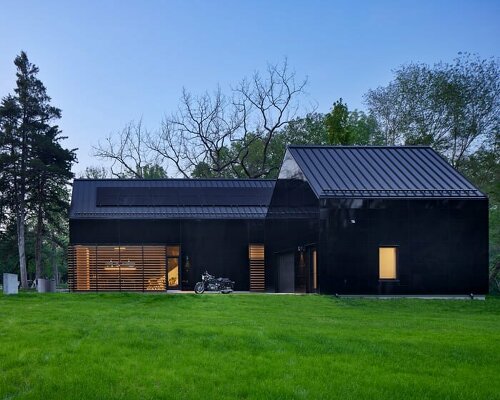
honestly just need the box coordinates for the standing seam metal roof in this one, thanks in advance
[287,146,485,199]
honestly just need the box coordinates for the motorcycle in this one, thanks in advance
[194,271,234,294]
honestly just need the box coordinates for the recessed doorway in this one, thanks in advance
[278,252,295,293]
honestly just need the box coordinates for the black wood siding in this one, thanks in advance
[317,198,489,295]
[70,219,265,291]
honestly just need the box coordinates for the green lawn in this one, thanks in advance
[0,293,499,400]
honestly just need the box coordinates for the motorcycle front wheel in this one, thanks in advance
[194,282,205,294]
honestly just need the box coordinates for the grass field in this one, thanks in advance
[0,293,499,400]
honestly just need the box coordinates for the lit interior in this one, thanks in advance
[379,247,397,280]
[312,249,317,289]
[167,258,179,287]
[70,245,180,291]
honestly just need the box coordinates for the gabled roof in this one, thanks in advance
[286,146,485,199]
[70,179,275,219]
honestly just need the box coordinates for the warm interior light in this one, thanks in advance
[147,275,166,290]
[104,260,137,270]
[103,266,137,271]
[379,247,397,279]
[313,249,317,289]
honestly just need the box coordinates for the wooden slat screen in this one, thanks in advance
[249,244,265,292]
[120,246,144,291]
[76,245,91,290]
[67,245,169,291]
[97,246,120,291]
[143,246,167,291]
[67,246,75,291]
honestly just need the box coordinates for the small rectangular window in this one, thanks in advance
[379,247,397,280]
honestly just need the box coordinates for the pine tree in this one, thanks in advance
[0,51,75,287]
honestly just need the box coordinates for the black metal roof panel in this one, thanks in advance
[287,146,485,199]
[70,179,275,219]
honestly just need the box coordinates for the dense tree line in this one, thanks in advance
[0,52,76,288]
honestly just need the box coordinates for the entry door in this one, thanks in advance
[278,252,295,293]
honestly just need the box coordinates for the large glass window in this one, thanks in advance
[167,246,180,288]
[143,246,167,291]
[379,247,397,280]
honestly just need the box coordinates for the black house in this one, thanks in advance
[68,146,489,295]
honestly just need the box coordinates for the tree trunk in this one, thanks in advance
[17,210,28,289]
[51,240,59,285]
[18,110,29,288]
[35,204,43,280]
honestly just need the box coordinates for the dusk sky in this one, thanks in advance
[1,0,499,173]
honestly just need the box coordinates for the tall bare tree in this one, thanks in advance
[146,87,242,178]
[232,60,307,177]
[94,60,307,178]
[93,119,156,178]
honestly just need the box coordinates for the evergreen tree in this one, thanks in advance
[0,51,75,286]
[30,129,75,279]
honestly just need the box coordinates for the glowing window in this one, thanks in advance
[379,247,397,280]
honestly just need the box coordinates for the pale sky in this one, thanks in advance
[1,0,499,174]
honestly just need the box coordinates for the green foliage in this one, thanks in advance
[363,53,499,290]
[192,113,329,179]
[325,99,381,145]
[79,166,109,179]
[230,134,285,179]
[79,163,167,179]
[0,221,68,280]
[365,53,499,166]
[347,110,383,145]
[282,113,329,146]
[0,294,499,399]
[460,148,500,292]
[138,163,167,179]
[0,51,75,281]
[325,98,350,144]
[191,161,219,178]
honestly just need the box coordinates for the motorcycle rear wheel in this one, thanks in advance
[194,282,205,294]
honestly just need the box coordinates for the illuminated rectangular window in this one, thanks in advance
[379,247,397,280]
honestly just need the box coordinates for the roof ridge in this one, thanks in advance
[287,145,432,149]
[73,178,277,182]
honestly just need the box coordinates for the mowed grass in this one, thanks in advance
[0,293,499,400]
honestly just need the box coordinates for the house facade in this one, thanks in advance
[68,146,489,295]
